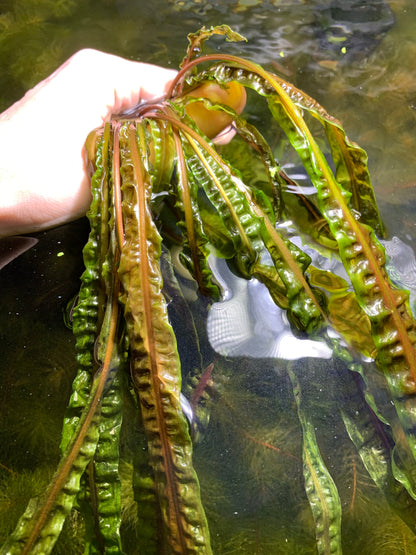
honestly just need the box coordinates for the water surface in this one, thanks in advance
[1,1,416,553]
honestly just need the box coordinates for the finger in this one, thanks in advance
[212,124,237,145]
[61,49,178,127]
[0,50,177,235]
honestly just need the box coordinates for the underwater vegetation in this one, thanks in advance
[3,23,416,554]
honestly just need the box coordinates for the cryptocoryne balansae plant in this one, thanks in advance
[3,25,416,555]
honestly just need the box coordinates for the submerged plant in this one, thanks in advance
[3,24,416,554]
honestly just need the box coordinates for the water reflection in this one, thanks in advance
[207,230,416,364]
[207,257,333,359]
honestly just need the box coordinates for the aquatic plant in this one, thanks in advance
[2,24,416,554]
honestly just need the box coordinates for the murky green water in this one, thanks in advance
[1,1,416,553]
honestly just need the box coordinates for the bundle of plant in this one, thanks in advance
[3,25,416,555]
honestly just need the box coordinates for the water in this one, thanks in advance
[1,1,416,553]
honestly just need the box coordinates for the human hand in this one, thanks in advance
[0,50,177,237]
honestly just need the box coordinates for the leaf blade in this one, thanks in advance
[289,368,342,555]
[117,122,212,554]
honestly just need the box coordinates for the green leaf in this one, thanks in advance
[169,79,326,332]
[258,221,326,333]
[88,366,125,554]
[245,66,416,470]
[172,92,284,223]
[60,128,110,453]
[202,61,383,237]
[271,76,384,236]
[261,75,416,392]
[280,176,337,250]
[341,403,416,533]
[307,265,375,359]
[146,119,175,193]
[0,295,121,554]
[231,116,284,221]
[171,127,221,298]
[180,129,264,277]
[181,25,246,68]
[174,118,323,331]
[289,368,342,555]
[116,122,212,554]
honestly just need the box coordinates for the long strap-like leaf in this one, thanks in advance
[173,59,415,371]
[250,71,416,391]
[117,121,212,554]
[85,363,124,554]
[171,127,220,298]
[178,58,383,237]
[250,69,416,492]
[341,402,416,532]
[60,125,111,453]
[1,280,121,555]
[289,368,342,555]
[270,74,384,237]
[173,121,326,332]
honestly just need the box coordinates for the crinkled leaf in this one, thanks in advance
[271,75,384,236]
[172,128,221,298]
[281,179,338,250]
[341,404,416,532]
[60,127,111,452]
[181,25,246,68]
[1,288,121,554]
[289,368,342,555]
[206,62,383,235]
[172,121,325,332]
[116,122,212,554]
[170,77,326,332]
[258,75,416,395]
[258,221,326,332]
[308,265,375,359]
[173,94,284,221]
[180,129,264,277]
[233,66,416,463]
[87,366,125,554]
[146,119,175,193]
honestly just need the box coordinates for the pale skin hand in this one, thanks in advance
[0,49,177,237]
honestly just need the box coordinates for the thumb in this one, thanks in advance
[48,49,178,132]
